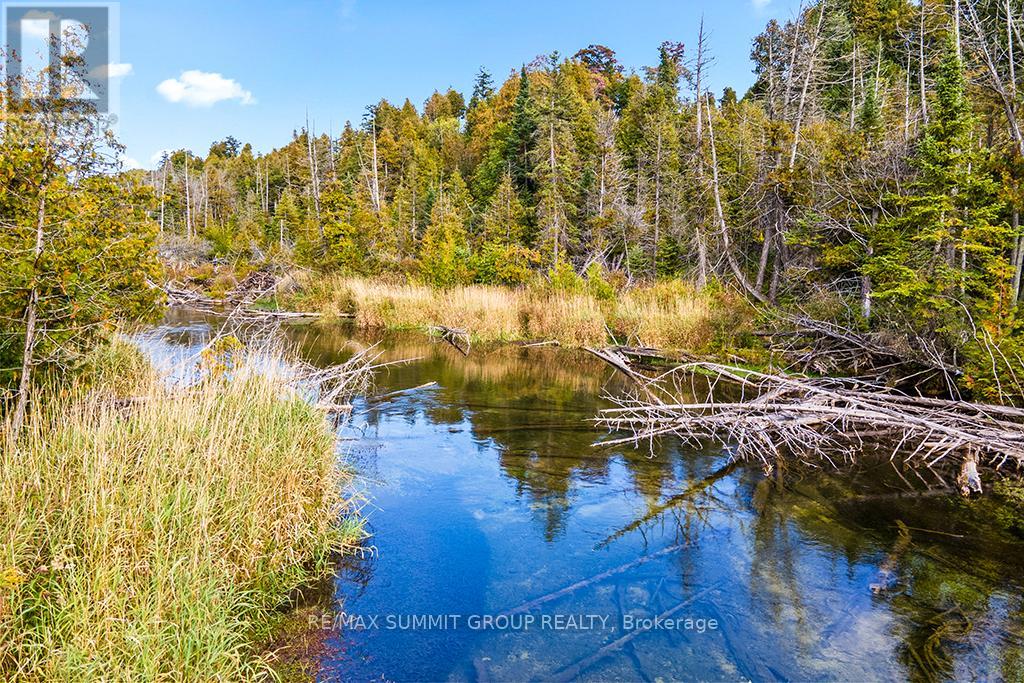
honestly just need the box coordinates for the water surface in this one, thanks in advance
[144,311,1024,682]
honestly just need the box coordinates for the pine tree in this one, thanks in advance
[480,171,528,245]
[868,43,1009,334]
[468,67,495,110]
[505,67,538,194]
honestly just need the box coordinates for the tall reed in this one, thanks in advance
[0,341,366,679]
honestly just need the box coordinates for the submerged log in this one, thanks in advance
[550,585,718,682]
[500,543,689,617]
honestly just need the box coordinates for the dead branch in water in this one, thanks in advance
[429,325,471,356]
[550,584,719,682]
[499,543,689,617]
[160,280,328,319]
[590,352,1024,490]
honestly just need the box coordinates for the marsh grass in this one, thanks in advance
[0,341,366,680]
[284,274,754,352]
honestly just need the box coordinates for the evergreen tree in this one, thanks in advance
[505,67,538,195]
[419,178,472,287]
[868,43,1009,335]
[468,66,495,110]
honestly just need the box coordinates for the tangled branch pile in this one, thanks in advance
[593,353,1024,489]
[759,314,960,389]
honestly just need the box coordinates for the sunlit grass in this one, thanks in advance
[0,341,365,679]
[285,273,753,352]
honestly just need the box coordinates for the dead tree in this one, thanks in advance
[592,354,1024,492]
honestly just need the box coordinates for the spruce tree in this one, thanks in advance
[868,42,1009,335]
[505,68,538,195]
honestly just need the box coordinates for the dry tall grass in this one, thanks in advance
[286,274,753,352]
[0,341,366,679]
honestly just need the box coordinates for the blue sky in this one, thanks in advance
[112,0,803,168]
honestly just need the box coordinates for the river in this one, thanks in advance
[141,310,1024,682]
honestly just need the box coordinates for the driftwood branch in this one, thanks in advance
[590,351,1024,491]
[429,325,471,356]
[161,280,328,320]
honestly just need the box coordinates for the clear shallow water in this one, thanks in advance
[145,311,1024,682]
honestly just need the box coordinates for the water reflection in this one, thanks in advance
[144,311,1024,682]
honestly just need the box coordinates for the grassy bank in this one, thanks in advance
[0,342,364,679]
[277,274,757,353]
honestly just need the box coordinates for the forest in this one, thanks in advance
[125,0,1024,405]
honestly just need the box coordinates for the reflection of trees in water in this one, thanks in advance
[283,321,1024,678]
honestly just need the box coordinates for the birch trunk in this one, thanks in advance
[10,193,46,438]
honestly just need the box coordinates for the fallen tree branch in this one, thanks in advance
[760,313,961,389]
[500,543,689,617]
[429,325,471,356]
[591,352,1024,491]
[550,585,719,682]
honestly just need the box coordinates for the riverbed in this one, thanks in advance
[141,310,1024,681]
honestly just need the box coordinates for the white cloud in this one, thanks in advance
[156,70,254,107]
[751,0,771,7]
[21,18,51,39]
[122,156,142,169]
[90,62,133,79]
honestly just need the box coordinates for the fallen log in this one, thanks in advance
[499,543,688,617]
[590,352,1024,491]
[161,281,328,319]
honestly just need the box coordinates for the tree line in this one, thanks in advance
[149,1,1024,324]
[6,0,1024,417]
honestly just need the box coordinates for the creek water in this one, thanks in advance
[143,310,1024,682]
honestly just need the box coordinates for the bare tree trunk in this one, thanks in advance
[184,154,192,237]
[1009,0,1017,99]
[694,21,710,286]
[863,208,879,320]
[11,193,46,438]
[788,0,828,169]
[904,46,912,140]
[953,0,962,61]
[653,126,662,272]
[371,121,381,213]
[550,121,559,266]
[1012,209,1023,305]
[203,168,209,231]
[306,114,322,237]
[695,220,709,287]
[695,17,705,146]
[756,220,773,292]
[850,42,858,131]
[920,5,929,124]
[158,163,166,233]
[706,98,768,303]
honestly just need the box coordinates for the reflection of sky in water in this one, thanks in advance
[142,310,1024,682]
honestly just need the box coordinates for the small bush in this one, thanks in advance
[547,261,584,294]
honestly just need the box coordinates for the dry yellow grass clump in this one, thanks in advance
[0,341,365,679]
[288,274,752,352]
